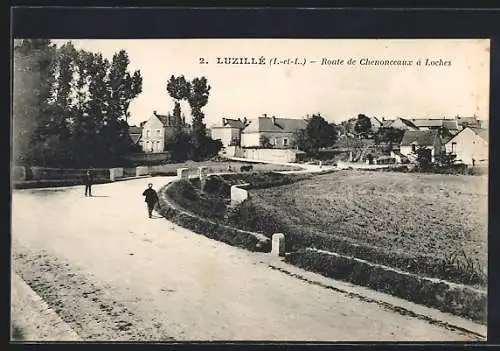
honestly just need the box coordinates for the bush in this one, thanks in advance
[158,184,270,252]
[165,180,227,219]
[203,175,232,197]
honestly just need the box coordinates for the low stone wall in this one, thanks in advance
[158,181,271,252]
[109,168,124,181]
[177,168,190,180]
[286,248,487,324]
[337,161,391,170]
[229,147,305,163]
[29,167,110,182]
[230,183,250,205]
[135,166,149,177]
[13,166,26,181]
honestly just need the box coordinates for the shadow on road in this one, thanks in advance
[88,195,109,198]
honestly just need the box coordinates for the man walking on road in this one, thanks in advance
[84,169,94,197]
[142,183,159,218]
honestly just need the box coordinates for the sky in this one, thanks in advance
[51,39,490,127]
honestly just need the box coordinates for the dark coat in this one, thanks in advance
[143,188,159,204]
[83,172,94,185]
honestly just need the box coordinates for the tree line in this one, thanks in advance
[13,39,143,168]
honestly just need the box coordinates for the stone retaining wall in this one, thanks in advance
[286,248,486,324]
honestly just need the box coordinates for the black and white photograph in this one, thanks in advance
[11,37,489,342]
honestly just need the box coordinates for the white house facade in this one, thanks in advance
[141,111,190,153]
[445,127,488,165]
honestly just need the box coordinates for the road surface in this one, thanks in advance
[11,176,482,341]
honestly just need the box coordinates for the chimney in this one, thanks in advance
[272,116,276,125]
[222,118,227,125]
[153,110,157,116]
[263,113,267,118]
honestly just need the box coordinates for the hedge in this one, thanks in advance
[286,248,487,324]
[158,181,271,253]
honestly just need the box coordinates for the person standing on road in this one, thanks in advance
[84,169,94,197]
[142,183,159,219]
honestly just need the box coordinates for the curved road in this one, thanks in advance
[11,177,481,341]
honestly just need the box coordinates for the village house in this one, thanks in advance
[240,114,307,148]
[409,118,460,136]
[369,116,383,133]
[445,127,488,166]
[210,118,250,147]
[141,111,191,153]
[399,129,444,162]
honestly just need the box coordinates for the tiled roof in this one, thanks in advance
[224,118,246,129]
[470,127,489,143]
[211,118,248,129]
[442,120,459,130]
[129,133,142,144]
[382,120,394,128]
[129,126,143,134]
[457,116,479,124]
[411,119,444,128]
[243,116,307,133]
[400,129,439,146]
[153,112,187,128]
[398,118,419,129]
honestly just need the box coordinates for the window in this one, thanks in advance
[156,129,161,137]
[146,141,151,152]
[283,138,288,147]
[146,129,150,138]
[411,144,417,152]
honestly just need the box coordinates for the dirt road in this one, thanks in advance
[11,177,482,341]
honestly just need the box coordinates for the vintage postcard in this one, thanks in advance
[11,38,489,342]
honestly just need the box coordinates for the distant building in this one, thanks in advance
[241,114,307,148]
[210,118,249,147]
[409,118,460,136]
[386,117,419,131]
[369,116,383,133]
[456,115,481,129]
[445,127,488,165]
[399,129,444,162]
[141,111,191,153]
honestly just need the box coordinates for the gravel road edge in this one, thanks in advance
[11,272,81,342]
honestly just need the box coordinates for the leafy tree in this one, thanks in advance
[374,127,404,146]
[13,39,57,165]
[172,101,183,129]
[13,40,143,168]
[108,50,142,122]
[229,137,240,146]
[295,114,337,153]
[166,75,190,101]
[415,146,432,170]
[354,114,372,137]
[434,153,457,167]
[188,77,210,152]
[165,129,193,162]
[164,75,221,160]
[259,135,273,148]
